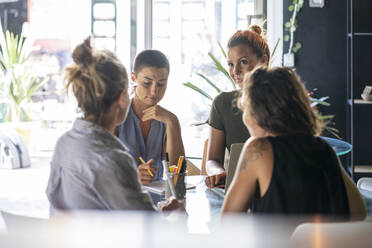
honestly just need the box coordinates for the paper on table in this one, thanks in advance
[142,180,166,194]
[142,180,196,195]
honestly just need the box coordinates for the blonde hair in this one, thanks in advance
[65,37,128,124]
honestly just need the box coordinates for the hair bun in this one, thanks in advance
[248,25,262,36]
[72,37,93,66]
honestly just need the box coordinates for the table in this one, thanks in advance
[320,136,352,156]
[148,175,224,233]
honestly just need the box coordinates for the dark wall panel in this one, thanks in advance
[0,0,27,35]
[283,0,348,139]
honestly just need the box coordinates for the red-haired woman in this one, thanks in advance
[205,25,270,188]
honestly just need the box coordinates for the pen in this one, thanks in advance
[174,156,184,185]
[176,156,184,174]
[139,156,154,177]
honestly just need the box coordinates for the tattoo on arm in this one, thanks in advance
[240,139,268,171]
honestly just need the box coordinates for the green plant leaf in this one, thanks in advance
[0,18,37,121]
[6,106,12,122]
[183,82,213,101]
[195,73,221,93]
[271,38,280,59]
[20,106,31,122]
[269,38,280,67]
[325,126,340,133]
[311,96,331,106]
[324,126,341,139]
[288,5,294,11]
[285,21,291,28]
[218,42,227,59]
[284,35,290,42]
[27,77,48,101]
[320,114,335,120]
[208,52,236,89]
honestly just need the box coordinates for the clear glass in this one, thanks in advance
[165,172,187,200]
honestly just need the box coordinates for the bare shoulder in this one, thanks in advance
[239,137,273,172]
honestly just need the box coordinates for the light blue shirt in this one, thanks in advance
[117,105,166,181]
[46,119,155,211]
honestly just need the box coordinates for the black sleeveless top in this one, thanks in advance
[252,136,349,218]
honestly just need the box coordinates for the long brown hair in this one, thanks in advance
[241,67,324,136]
[65,37,128,124]
[228,25,270,63]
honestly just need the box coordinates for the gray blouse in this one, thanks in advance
[46,119,155,211]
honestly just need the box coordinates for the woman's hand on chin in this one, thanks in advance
[142,105,176,125]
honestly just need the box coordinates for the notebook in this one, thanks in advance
[225,143,244,191]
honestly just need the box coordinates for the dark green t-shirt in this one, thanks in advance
[208,90,250,151]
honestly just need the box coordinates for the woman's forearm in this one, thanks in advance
[206,159,225,175]
[165,114,185,166]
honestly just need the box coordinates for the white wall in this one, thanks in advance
[267,0,283,66]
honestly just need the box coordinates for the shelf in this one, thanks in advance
[93,18,116,21]
[355,165,372,173]
[354,99,372,104]
[348,33,372,36]
[354,33,372,36]
[92,35,116,39]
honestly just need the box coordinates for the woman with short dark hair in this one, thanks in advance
[116,49,185,185]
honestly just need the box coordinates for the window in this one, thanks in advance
[151,0,266,158]
[1,0,268,160]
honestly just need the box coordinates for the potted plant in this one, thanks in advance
[283,0,304,67]
[183,39,339,138]
[0,21,46,122]
[0,20,46,148]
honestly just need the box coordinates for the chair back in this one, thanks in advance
[337,158,367,220]
[357,177,372,198]
[200,139,209,175]
[291,219,372,248]
[225,143,244,191]
[186,159,201,176]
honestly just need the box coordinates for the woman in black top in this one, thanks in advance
[222,67,349,218]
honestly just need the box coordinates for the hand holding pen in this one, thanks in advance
[138,157,157,185]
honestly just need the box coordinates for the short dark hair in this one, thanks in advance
[241,67,323,136]
[133,49,170,75]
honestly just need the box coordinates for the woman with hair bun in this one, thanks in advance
[222,67,349,217]
[46,38,180,211]
[205,25,270,188]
